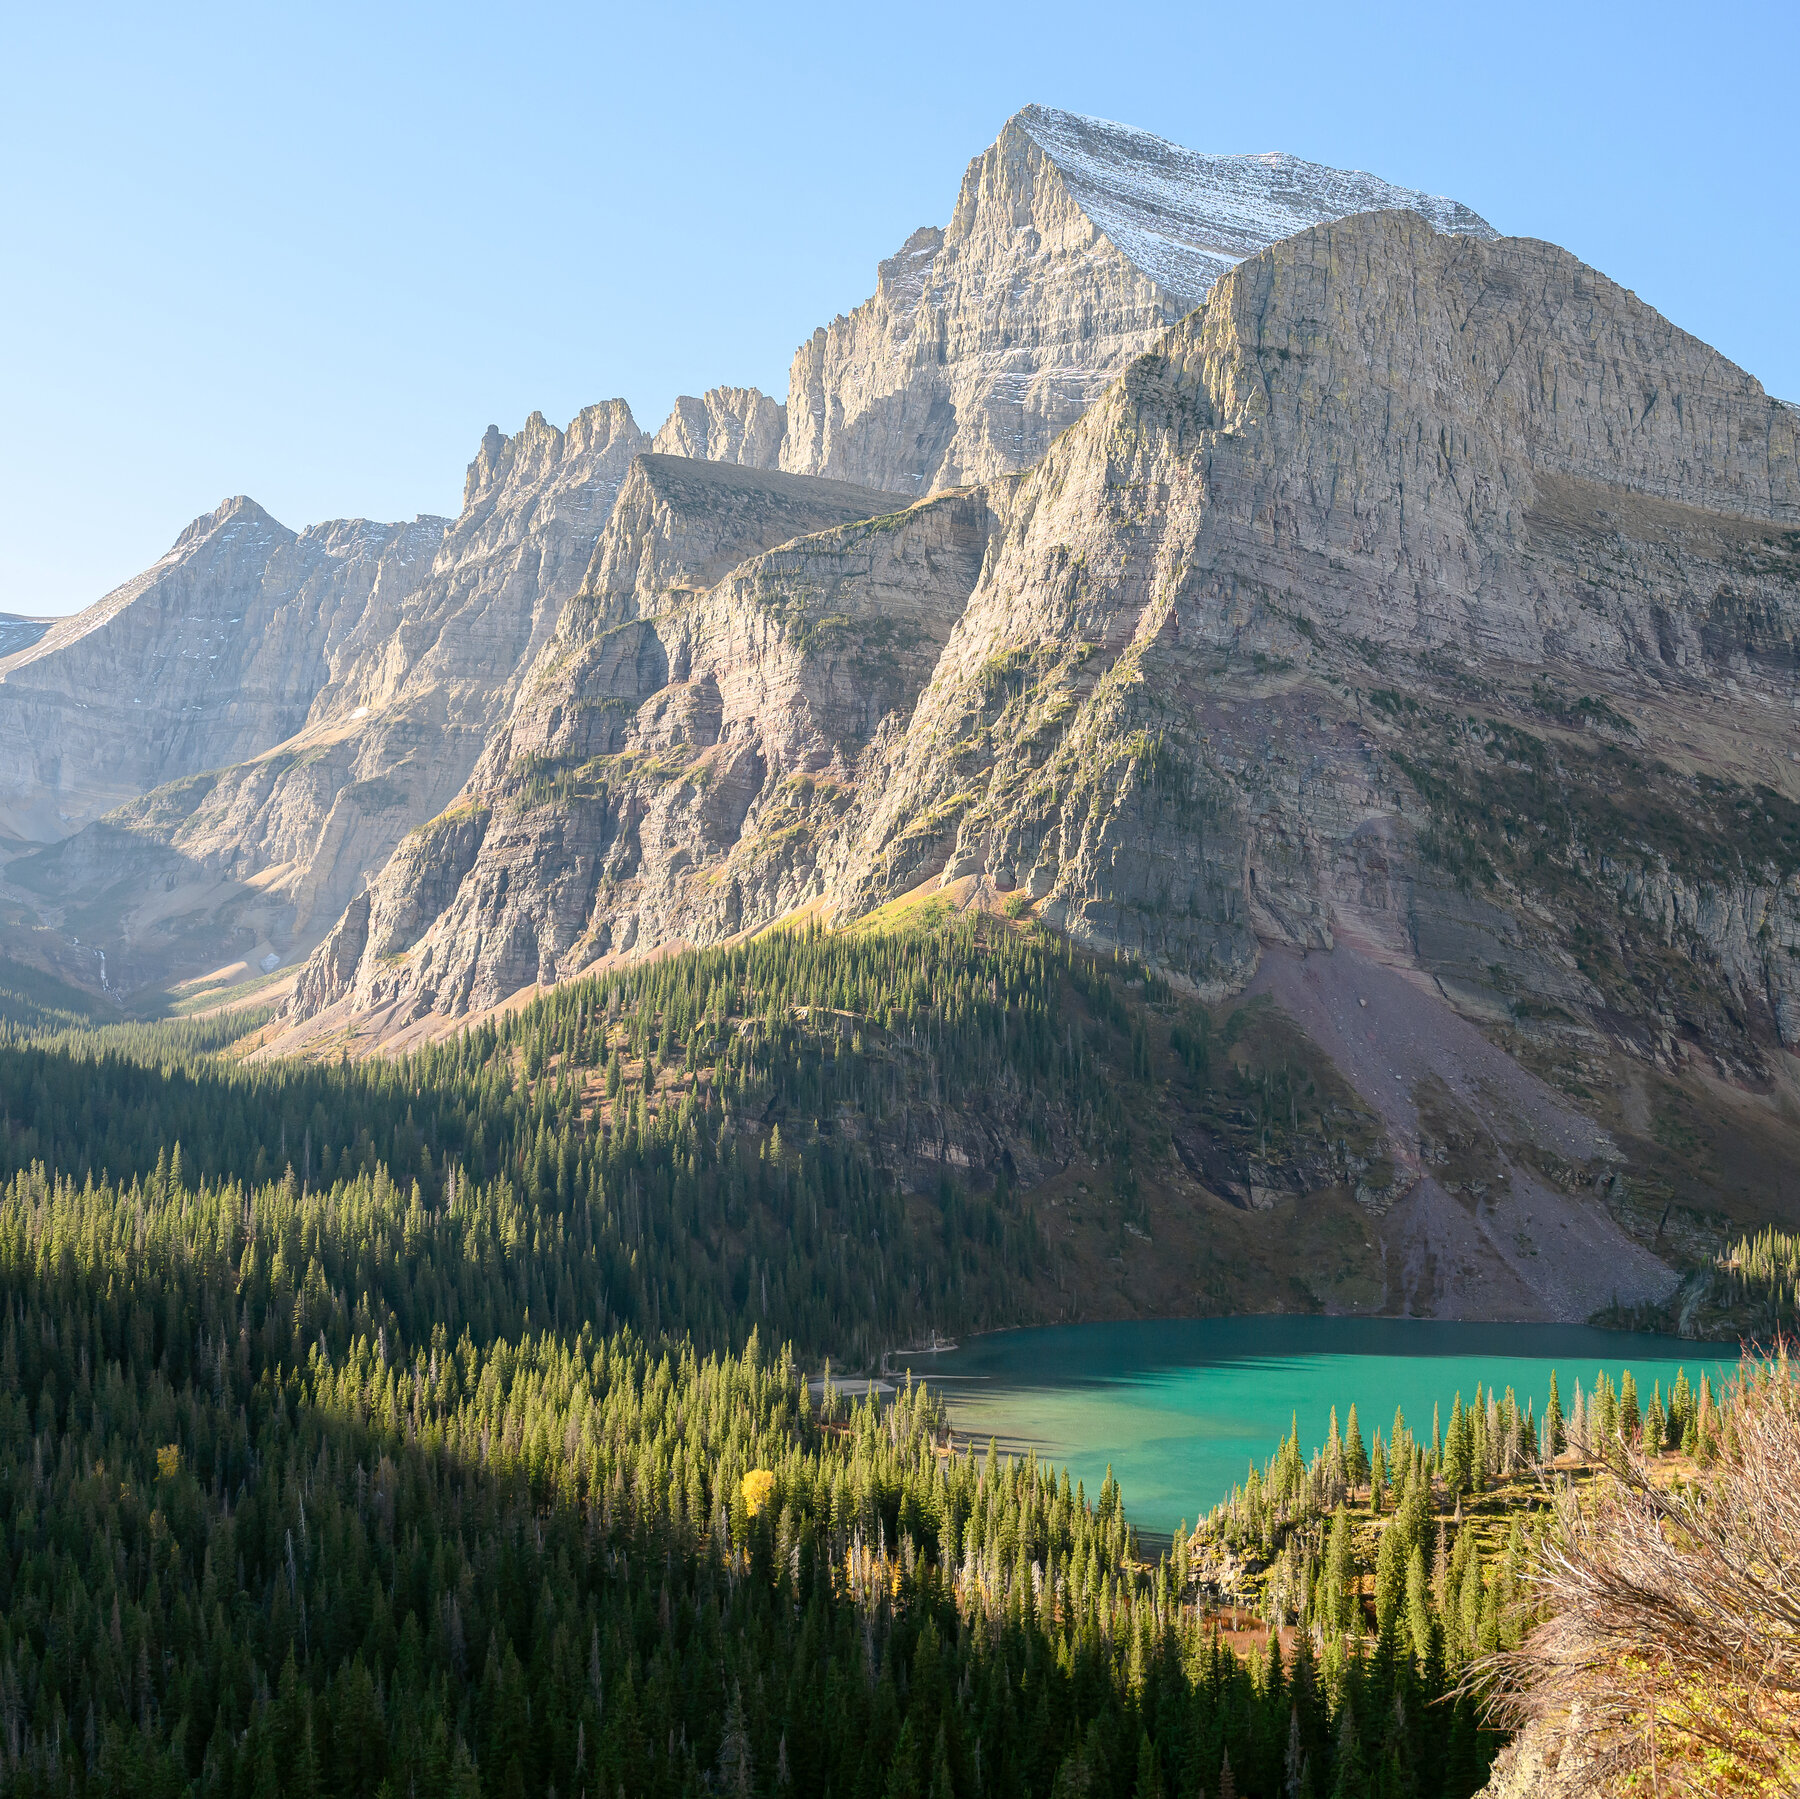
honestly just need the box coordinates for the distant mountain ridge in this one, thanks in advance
[0,498,448,841]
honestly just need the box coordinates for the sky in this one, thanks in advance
[3,1,1795,616]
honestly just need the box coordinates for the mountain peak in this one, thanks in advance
[463,403,644,510]
[169,494,289,557]
[651,387,786,469]
[783,105,1498,494]
[1006,103,1495,308]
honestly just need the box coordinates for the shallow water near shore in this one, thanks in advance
[893,1316,1735,1533]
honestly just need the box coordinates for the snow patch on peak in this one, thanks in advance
[171,495,288,556]
[1014,104,1496,309]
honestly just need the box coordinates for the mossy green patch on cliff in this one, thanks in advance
[102,767,229,838]
[892,790,975,848]
[403,799,491,844]
[1392,712,1800,890]
[347,777,408,812]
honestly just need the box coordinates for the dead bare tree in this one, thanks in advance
[1483,1353,1800,1796]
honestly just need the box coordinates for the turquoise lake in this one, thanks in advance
[893,1317,1736,1535]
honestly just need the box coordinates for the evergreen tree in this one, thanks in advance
[1443,1394,1470,1495]
[1345,1403,1370,1489]
[1619,1369,1641,1443]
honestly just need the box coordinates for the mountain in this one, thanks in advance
[0,498,447,842]
[4,104,1795,1321]
[282,201,1800,1320]
[9,101,1796,1799]
[0,107,1486,997]
[290,456,982,1031]
[0,404,644,991]
[275,104,1497,1027]
[818,207,1800,1313]
[778,104,1494,493]
[651,384,786,467]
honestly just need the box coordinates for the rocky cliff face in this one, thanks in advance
[651,387,785,468]
[0,107,1491,994]
[778,104,1493,496]
[292,212,1800,1059]
[0,403,647,991]
[279,204,1800,1319]
[806,210,1799,1308]
[831,211,1797,981]
[294,455,986,1023]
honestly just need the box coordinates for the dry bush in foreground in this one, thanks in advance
[1486,1354,1800,1796]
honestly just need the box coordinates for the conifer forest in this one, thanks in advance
[0,925,1772,1797]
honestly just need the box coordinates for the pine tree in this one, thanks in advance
[1619,1369,1641,1443]
[1136,1730,1166,1799]
[1325,1507,1354,1634]
[1345,1404,1369,1489]
[718,1682,754,1796]
[1595,1372,1619,1442]
[1405,1545,1433,1663]
[1443,1394,1470,1495]
[1671,1367,1693,1439]
[1329,1710,1366,1799]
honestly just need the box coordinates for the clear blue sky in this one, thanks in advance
[4,0,1794,615]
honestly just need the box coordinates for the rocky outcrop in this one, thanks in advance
[779,104,1493,495]
[651,387,785,468]
[572,453,900,627]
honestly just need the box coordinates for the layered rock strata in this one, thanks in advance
[779,104,1494,494]
[298,212,1800,1052]
[832,210,1799,1040]
[297,456,984,1020]
[1,403,648,988]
